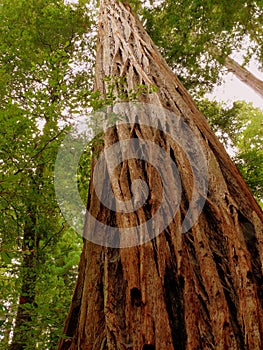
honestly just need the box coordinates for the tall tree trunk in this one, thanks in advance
[10,153,48,349]
[225,56,263,99]
[10,204,38,350]
[59,1,263,349]
[10,100,59,349]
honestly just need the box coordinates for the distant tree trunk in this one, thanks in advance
[225,56,263,99]
[10,163,47,350]
[9,99,59,350]
[58,1,263,349]
[10,204,37,350]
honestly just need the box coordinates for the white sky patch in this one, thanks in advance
[207,45,263,110]
[64,0,78,4]
[207,71,263,110]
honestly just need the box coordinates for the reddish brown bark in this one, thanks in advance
[58,1,263,349]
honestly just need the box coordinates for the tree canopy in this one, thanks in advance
[141,0,263,93]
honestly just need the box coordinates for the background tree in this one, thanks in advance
[0,0,95,348]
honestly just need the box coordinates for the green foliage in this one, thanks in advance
[200,99,263,205]
[234,103,263,204]
[142,0,263,94]
[31,229,82,349]
[0,0,95,348]
[197,98,244,145]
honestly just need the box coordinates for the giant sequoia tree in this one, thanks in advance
[58,1,263,349]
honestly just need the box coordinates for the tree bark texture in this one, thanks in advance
[59,1,263,349]
[225,56,263,99]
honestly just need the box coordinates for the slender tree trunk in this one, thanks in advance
[10,149,48,349]
[10,100,60,349]
[225,56,263,99]
[59,1,263,349]
[10,205,38,350]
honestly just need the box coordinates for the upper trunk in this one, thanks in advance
[225,56,263,99]
[59,1,263,349]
